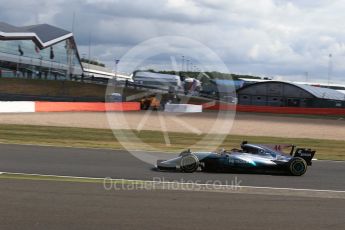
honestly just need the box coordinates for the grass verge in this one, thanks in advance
[0,124,344,160]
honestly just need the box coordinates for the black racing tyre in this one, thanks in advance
[289,157,307,176]
[180,154,199,173]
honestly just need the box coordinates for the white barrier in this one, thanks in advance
[164,104,202,113]
[0,101,35,113]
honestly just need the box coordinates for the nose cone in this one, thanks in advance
[156,157,181,170]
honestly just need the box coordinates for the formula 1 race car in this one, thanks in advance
[156,142,316,176]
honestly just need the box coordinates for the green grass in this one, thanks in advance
[0,124,344,160]
[0,77,106,98]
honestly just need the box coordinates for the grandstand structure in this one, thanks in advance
[82,62,131,83]
[0,22,82,80]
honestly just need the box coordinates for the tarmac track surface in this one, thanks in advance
[1,179,344,230]
[0,143,344,191]
[1,143,345,230]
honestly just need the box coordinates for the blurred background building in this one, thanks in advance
[0,22,82,80]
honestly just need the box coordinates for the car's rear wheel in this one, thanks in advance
[289,157,307,176]
[180,154,199,173]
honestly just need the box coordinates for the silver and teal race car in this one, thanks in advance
[156,142,316,176]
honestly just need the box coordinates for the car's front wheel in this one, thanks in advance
[289,157,307,176]
[180,154,199,173]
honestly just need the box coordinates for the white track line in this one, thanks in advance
[1,171,345,199]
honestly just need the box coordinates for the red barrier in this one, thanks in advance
[35,102,140,112]
[204,103,345,115]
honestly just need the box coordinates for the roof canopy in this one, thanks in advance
[293,83,345,101]
[0,22,73,48]
[238,81,345,101]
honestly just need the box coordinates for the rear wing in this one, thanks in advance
[293,148,316,166]
[240,141,316,166]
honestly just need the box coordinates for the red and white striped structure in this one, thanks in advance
[0,101,140,113]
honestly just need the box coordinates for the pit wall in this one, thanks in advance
[0,101,140,113]
[1,101,344,115]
